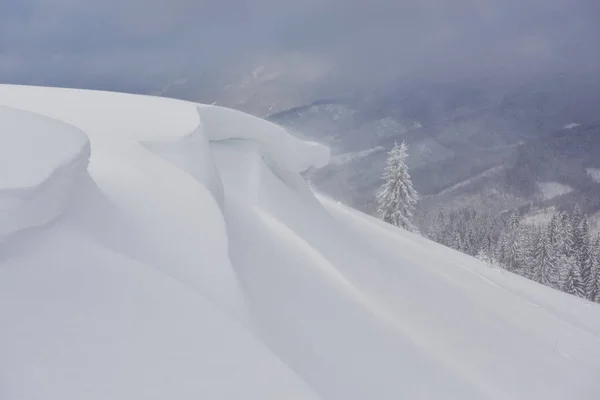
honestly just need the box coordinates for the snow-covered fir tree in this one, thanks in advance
[376,141,419,232]
[574,216,594,300]
[555,211,576,285]
[522,229,539,280]
[476,248,496,266]
[557,211,574,256]
[481,232,495,260]
[499,209,526,273]
[464,230,477,256]
[428,209,446,243]
[531,231,557,287]
[589,234,600,302]
[563,262,586,298]
[571,205,583,234]
[546,216,562,289]
[547,214,559,245]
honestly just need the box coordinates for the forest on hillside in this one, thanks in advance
[420,206,600,302]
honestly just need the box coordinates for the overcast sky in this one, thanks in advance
[1,0,599,91]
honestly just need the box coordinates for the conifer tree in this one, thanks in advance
[546,215,562,289]
[557,211,575,257]
[575,216,595,300]
[522,229,540,279]
[548,214,559,245]
[495,230,508,266]
[482,232,495,257]
[531,231,557,287]
[376,142,419,232]
[589,234,600,302]
[425,205,598,299]
[429,210,447,243]
[563,262,586,298]
[571,205,583,232]
[475,231,496,265]
[502,209,526,273]
[453,231,464,252]
[476,248,494,265]
[464,229,477,256]
[556,211,575,285]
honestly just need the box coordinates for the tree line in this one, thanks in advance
[377,141,600,302]
[424,206,600,302]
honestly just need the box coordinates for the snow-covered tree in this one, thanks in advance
[522,229,539,279]
[589,234,600,302]
[555,211,575,284]
[563,261,586,298]
[574,216,594,300]
[463,229,477,256]
[481,232,495,259]
[547,214,559,245]
[429,209,452,245]
[531,231,557,287]
[424,204,596,299]
[571,205,583,233]
[376,142,419,232]
[546,216,562,289]
[454,232,465,252]
[476,248,496,266]
[500,209,526,273]
[557,211,574,258]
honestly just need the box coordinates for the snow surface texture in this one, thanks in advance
[1,84,600,400]
[0,106,90,238]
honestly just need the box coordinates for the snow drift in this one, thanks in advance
[0,106,90,239]
[1,84,599,400]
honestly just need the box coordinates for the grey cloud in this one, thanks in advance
[1,0,599,90]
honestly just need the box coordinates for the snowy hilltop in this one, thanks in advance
[1,84,600,400]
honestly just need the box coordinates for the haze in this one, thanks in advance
[1,0,599,95]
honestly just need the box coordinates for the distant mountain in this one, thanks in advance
[267,72,600,226]
[126,66,600,227]
[152,52,337,117]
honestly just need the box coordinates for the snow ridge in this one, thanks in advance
[198,104,330,173]
[142,106,225,207]
[0,106,90,239]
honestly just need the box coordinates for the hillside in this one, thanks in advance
[266,73,600,220]
[1,85,600,399]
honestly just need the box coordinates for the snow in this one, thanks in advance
[197,104,329,172]
[0,106,88,189]
[330,146,385,165]
[564,123,581,129]
[1,84,600,400]
[587,168,600,183]
[0,106,90,238]
[537,181,573,200]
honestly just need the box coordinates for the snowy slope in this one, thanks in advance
[1,84,599,400]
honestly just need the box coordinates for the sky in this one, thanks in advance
[1,0,599,93]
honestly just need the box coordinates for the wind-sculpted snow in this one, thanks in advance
[141,107,225,207]
[0,85,250,338]
[1,84,600,400]
[197,105,329,172]
[0,106,90,238]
